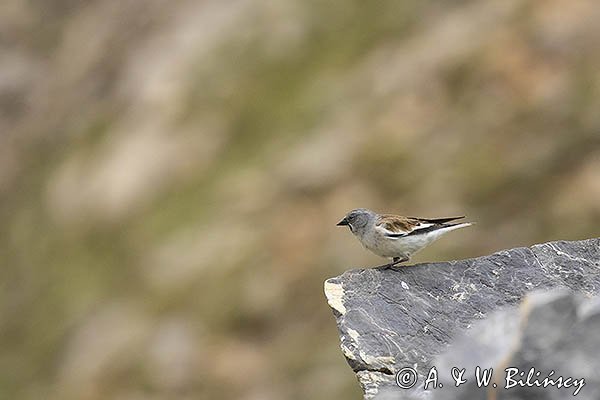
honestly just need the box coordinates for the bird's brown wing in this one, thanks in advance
[376,215,431,238]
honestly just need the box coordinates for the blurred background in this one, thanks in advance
[1,0,599,399]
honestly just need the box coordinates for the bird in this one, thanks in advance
[336,208,472,268]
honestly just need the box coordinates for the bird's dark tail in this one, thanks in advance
[413,216,465,224]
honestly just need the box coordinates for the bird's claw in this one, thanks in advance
[377,257,409,270]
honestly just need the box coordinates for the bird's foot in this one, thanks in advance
[378,256,410,270]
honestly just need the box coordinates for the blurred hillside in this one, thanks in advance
[1,0,599,399]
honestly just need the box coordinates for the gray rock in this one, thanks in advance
[324,238,600,399]
[433,290,599,400]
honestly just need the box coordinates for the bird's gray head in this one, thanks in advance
[336,208,376,236]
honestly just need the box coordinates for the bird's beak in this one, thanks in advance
[336,217,349,226]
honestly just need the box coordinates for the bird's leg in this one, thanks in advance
[392,256,410,266]
[379,256,410,270]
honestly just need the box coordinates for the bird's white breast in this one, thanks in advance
[357,228,450,258]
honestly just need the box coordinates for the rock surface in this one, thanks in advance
[324,238,600,399]
[432,290,600,400]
